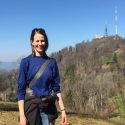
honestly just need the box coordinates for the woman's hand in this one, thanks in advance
[19,115,27,125]
[18,100,27,125]
[60,110,68,125]
[56,93,68,125]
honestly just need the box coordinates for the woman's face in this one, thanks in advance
[32,33,46,56]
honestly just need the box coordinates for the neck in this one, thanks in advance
[33,51,46,57]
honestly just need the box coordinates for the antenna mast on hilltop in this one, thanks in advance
[104,21,108,37]
[115,6,118,36]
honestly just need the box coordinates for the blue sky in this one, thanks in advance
[0,0,125,62]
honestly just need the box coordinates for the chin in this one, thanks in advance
[38,49,44,52]
[39,50,45,54]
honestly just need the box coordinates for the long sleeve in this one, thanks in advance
[18,58,28,100]
[52,59,61,93]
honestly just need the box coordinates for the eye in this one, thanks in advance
[36,40,39,42]
[35,40,45,42]
[40,40,45,42]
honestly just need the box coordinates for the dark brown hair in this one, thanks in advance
[30,28,49,55]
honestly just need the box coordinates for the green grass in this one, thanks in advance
[0,101,18,111]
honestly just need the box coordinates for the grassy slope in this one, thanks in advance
[1,111,125,125]
[0,102,125,125]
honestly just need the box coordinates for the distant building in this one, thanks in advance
[94,34,104,39]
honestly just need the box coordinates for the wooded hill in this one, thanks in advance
[51,35,125,117]
[0,35,125,118]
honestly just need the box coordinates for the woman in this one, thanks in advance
[18,28,67,125]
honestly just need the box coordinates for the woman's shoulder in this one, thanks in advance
[48,56,57,62]
[47,57,58,67]
[20,54,32,66]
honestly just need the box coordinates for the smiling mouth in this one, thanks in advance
[37,46,45,50]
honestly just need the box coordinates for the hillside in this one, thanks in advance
[50,35,125,117]
[0,35,125,118]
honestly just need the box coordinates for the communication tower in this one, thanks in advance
[104,22,108,37]
[115,6,118,35]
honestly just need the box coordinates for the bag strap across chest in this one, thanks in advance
[29,59,50,88]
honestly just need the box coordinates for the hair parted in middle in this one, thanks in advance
[30,28,49,56]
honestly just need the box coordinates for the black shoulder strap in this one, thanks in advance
[29,59,50,88]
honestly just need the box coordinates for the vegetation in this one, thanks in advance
[0,35,125,123]
[0,101,18,111]
[0,110,125,125]
[51,35,125,118]
[100,53,117,64]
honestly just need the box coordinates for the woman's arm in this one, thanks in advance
[18,100,27,125]
[57,93,68,125]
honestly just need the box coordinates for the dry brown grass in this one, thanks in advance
[1,111,124,125]
[0,111,18,125]
[56,115,114,125]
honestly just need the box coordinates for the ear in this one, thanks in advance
[31,40,34,46]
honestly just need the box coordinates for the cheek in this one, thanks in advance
[41,41,46,45]
[32,42,36,47]
[43,43,46,46]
